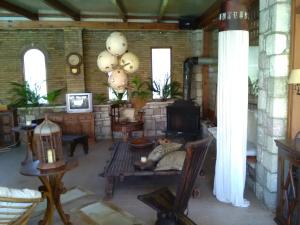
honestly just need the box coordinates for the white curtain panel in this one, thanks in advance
[214,30,250,207]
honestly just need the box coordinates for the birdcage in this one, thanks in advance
[34,117,65,170]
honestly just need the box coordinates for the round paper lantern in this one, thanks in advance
[119,52,139,74]
[108,69,128,93]
[106,32,128,56]
[97,50,118,73]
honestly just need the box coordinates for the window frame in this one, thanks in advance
[22,47,48,103]
[150,47,172,99]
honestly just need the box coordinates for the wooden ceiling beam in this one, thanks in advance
[43,0,80,21]
[110,0,127,22]
[297,6,300,14]
[157,0,169,22]
[0,21,179,30]
[0,0,38,21]
[198,0,223,29]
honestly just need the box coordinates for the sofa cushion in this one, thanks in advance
[119,108,136,122]
[148,142,182,162]
[155,151,186,171]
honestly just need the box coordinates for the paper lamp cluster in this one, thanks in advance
[97,32,139,93]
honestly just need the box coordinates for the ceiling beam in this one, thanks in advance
[297,6,300,14]
[110,0,127,22]
[0,0,38,21]
[198,0,223,29]
[43,0,80,21]
[0,21,179,30]
[157,0,169,22]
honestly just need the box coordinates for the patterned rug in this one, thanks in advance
[31,187,144,225]
[76,201,144,225]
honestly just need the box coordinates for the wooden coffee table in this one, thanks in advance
[101,141,181,199]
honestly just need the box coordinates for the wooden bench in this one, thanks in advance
[62,134,89,157]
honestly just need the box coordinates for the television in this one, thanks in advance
[66,93,93,113]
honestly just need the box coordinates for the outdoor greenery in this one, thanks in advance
[248,77,259,97]
[9,81,64,108]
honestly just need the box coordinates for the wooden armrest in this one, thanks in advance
[137,187,175,212]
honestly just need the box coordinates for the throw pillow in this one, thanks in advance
[119,108,136,122]
[148,142,182,162]
[155,151,186,171]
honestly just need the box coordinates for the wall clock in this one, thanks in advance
[67,52,82,75]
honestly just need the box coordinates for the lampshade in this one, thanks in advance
[288,69,300,84]
[97,50,118,73]
[108,69,128,93]
[106,32,128,56]
[120,52,140,74]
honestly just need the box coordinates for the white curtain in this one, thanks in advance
[213,30,250,207]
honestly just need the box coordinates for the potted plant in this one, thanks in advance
[129,75,151,109]
[147,77,182,101]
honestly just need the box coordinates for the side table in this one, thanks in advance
[20,160,78,225]
[274,139,300,225]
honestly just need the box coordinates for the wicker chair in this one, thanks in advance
[0,186,42,225]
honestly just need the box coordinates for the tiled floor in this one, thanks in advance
[0,140,276,225]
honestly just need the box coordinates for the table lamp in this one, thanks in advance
[288,69,300,95]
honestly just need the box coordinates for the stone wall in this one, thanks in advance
[18,101,171,140]
[255,0,291,209]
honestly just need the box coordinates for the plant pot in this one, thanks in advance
[131,98,147,109]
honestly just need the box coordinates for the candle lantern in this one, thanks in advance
[34,118,65,170]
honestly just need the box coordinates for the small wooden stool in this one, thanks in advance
[62,134,89,156]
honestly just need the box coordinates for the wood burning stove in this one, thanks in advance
[166,100,200,137]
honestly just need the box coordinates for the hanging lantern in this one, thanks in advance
[106,32,128,56]
[108,69,128,93]
[119,52,139,74]
[34,118,65,171]
[97,50,118,73]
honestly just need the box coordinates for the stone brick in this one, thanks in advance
[266,135,279,154]
[267,117,287,136]
[266,171,277,192]
[270,3,291,33]
[258,90,267,110]
[260,9,270,33]
[255,182,264,200]
[258,51,269,70]
[256,144,263,163]
[267,77,288,97]
[263,188,277,209]
[259,0,268,10]
[269,54,289,77]
[262,151,278,173]
[265,33,287,55]
[267,97,287,118]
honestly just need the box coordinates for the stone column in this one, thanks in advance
[64,28,85,92]
[255,0,291,209]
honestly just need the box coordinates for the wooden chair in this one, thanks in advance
[110,103,144,141]
[0,187,42,225]
[137,131,213,225]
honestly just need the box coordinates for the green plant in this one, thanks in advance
[9,81,41,107]
[94,93,108,104]
[147,77,182,101]
[42,87,65,105]
[9,81,65,108]
[248,77,259,97]
[130,75,151,100]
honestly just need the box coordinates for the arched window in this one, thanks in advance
[23,49,47,103]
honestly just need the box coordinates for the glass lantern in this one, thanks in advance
[34,118,65,170]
